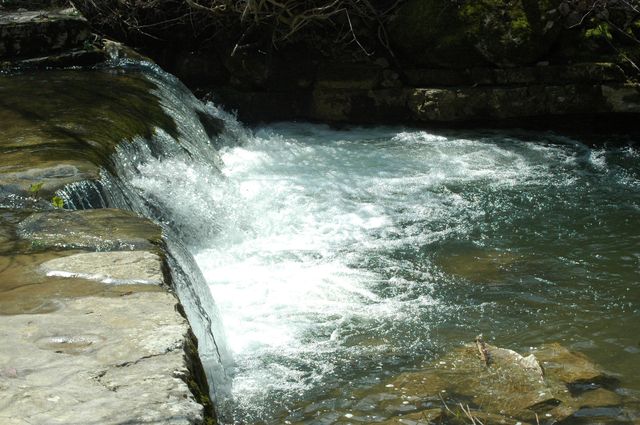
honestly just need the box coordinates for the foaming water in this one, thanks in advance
[54,60,638,423]
[184,123,639,423]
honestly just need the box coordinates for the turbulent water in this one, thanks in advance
[59,62,640,424]
[189,125,640,423]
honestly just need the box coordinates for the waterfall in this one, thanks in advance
[58,59,248,419]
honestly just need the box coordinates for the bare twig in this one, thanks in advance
[438,393,454,414]
[475,334,491,367]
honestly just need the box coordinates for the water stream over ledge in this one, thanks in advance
[51,62,639,424]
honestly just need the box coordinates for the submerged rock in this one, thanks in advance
[360,341,627,424]
[436,247,522,284]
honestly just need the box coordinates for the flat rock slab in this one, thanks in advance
[0,209,166,314]
[41,250,164,285]
[0,8,90,59]
[0,249,163,315]
[0,292,204,425]
[18,209,162,251]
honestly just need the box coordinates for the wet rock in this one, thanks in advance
[0,292,205,424]
[17,209,162,251]
[377,408,445,425]
[0,209,164,314]
[40,250,164,285]
[533,343,614,386]
[0,250,163,314]
[373,342,623,424]
[0,69,176,197]
[392,345,559,421]
[574,388,623,408]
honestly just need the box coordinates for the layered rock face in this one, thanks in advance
[0,8,89,58]
[72,0,639,128]
[212,61,640,127]
[0,4,105,69]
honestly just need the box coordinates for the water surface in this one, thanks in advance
[132,122,640,424]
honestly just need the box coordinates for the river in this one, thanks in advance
[122,98,639,423]
[45,62,639,424]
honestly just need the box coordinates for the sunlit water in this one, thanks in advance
[157,124,636,424]
[128,119,639,423]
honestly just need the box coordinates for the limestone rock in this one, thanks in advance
[0,68,176,197]
[0,292,206,424]
[40,250,164,285]
[18,209,162,251]
[407,83,632,122]
[0,209,166,314]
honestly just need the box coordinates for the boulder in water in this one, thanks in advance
[375,341,625,424]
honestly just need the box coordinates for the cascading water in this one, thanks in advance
[58,59,244,415]
[59,60,640,424]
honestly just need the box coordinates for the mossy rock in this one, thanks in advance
[388,0,562,67]
[388,0,485,68]
[462,0,563,66]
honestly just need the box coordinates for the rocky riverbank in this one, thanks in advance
[0,12,216,421]
[1,2,639,424]
[0,209,213,425]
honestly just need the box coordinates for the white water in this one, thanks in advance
[58,62,640,424]
[179,124,587,423]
